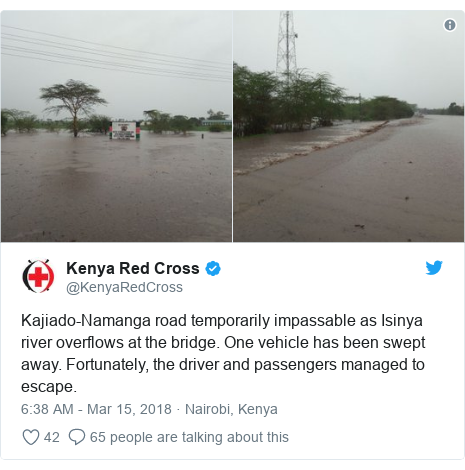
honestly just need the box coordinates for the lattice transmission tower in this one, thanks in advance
[276,11,298,79]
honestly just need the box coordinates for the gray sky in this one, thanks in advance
[1,11,232,120]
[234,11,464,108]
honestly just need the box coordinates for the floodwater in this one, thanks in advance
[234,116,464,242]
[2,130,232,242]
[234,120,387,175]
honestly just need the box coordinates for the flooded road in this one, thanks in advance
[234,120,387,175]
[234,116,464,242]
[2,130,232,242]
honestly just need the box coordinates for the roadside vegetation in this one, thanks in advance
[1,110,113,136]
[2,78,231,137]
[1,109,37,135]
[1,111,232,136]
[40,80,108,137]
[234,63,345,136]
[2,80,110,137]
[233,62,418,137]
[142,109,231,135]
[209,124,229,132]
[418,102,464,116]
[343,96,415,122]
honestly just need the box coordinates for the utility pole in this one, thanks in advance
[276,11,298,82]
[359,93,362,121]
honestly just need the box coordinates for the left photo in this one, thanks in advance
[1,11,232,242]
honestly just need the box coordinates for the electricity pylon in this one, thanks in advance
[276,11,298,80]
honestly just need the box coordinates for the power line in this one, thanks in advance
[1,32,231,73]
[1,24,230,67]
[1,52,231,84]
[1,44,231,81]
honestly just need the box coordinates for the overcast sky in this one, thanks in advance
[1,11,232,120]
[234,11,464,108]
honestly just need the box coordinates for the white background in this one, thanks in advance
[1,1,465,470]
[1,243,464,462]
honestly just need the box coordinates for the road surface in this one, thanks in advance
[234,116,463,242]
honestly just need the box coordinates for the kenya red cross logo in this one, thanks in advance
[23,260,54,293]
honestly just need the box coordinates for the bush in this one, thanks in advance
[234,63,345,136]
[1,110,9,136]
[15,116,37,133]
[363,97,414,121]
[2,109,37,133]
[87,115,111,134]
[43,120,60,133]
[209,124,226,132]
[68,119,89,134]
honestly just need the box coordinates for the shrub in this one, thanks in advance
[1,109,37,133]
[209,124,226,132]
[1,110,9,136]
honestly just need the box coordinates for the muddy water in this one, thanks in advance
[233,121,387,175]
[2,130,231,242]
[234,116,464,242]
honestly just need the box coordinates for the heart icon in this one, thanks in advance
[23,429,39,445]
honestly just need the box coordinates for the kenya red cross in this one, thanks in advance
[28,267,49,287]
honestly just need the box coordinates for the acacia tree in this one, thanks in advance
[2,109,37,133]
[233,63,279,136]
[207,109,227,120]
[171,115,193,135]
[40,80,108,137]
[234,63,347,136]
[143,109,172,133]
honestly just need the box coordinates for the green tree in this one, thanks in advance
[1,109,10,136]
[207,109,227,120]
[275,70,343,130]
[143,109,172,133]
[233,63,279,136]
[188,117,200,127]
[172,115,193,135]
[209,123,226,132]
[342,96,362,121]
[42,119,60,133]
[87,114,111,134]
[234,63,344,136]
[448,102,464,116]
[310,72,345,126]
[2,109,37,133]
[67,118,89,135]
[40,80,108,137]
[362,96,414,120]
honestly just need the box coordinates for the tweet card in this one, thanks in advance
[1,244,464,460]
[1,2,464,468]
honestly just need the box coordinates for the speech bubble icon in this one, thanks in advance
[69,428,85,445]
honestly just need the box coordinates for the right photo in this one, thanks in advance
[233,11,464,242]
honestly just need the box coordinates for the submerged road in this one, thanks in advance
[234,116,464,242]
[2,130,231,242]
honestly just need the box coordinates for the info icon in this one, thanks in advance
[23,259,55,293]
[444,19,456,32]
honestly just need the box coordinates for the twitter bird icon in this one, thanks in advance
[426,261,443,275]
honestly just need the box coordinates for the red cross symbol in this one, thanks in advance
[28,267,49,287]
